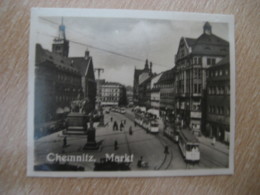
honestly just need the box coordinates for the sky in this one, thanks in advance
[35,16,229,86]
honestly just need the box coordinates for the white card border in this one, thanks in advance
[27,8,235,177]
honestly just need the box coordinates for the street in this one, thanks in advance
[34,108,229,171]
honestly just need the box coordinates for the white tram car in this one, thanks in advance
[178,129,200,163]
[134,112,159,134]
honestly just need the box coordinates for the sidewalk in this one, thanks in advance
[197,135,229,155]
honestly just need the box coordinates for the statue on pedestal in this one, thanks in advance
[83,113,99,150]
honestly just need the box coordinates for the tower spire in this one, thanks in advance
[203,22,212,35]
[52,17,69,57]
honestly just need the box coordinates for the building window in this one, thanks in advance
[226,85,230,94]
[199,57,202,64]
[219,70,223,76]
[207,58,216,65]
[226,107,230,115]
[220,107,224,115]
[225,69,229,75]
[198,84,202,93]
[194,84,197,93]
[198,69,202,79]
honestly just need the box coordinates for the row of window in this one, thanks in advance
[57,73,80,84]
[207,58,216,65]
[208,85,230,95]
[101,97,119,102]
[102,88,120,93]
[161,92,175,98]
[102,93,119,97]
[177,83,202,94]
[55,96,75,102]
[209,68,229,78]
[208,106,230,115]
[193,57,202,65]
[177,57,215,66]
[177,68,202,80]
[61,88,81,93]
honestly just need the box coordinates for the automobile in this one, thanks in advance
[105,110,110,114]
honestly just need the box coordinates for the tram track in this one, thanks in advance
[155,133,174,170]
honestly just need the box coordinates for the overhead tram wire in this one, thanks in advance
[38,17,170,68]
[40,17,118,50]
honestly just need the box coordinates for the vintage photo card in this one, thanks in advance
[27,8,235,177]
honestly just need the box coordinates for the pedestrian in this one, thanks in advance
[137,156,143,167]
[212,136,216,146]
[120,121,124,131]
[63,136,67,148]
[113,121,118,131]
[110,117,113,122]
[164,145,169,154]
[129,126,133,135]
[114,140,118,150]
[124,119,126,125]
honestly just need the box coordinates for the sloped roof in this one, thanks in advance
[134,69,145,82]
[70,57,92,77]
[36,44,80,74]
[183,33,229,56]
[185,38,196,47]
[156,68,176,85]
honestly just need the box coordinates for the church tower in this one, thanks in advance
[52,18,69,57]
[144,59,149,70]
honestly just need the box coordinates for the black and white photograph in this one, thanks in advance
[27,8,235,177]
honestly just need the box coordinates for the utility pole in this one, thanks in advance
[94,68,105,126]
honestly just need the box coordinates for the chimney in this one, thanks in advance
[85,50,90,59]
[150,62,153,73]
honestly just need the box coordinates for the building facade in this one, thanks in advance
[149,73,163,117]
[126,86,134,106]
[155,68,176,117]
[35,44,82,124]
[206,56,230,143]
[100,82,127,107]
[133,59,153,105]
[70,51,96,113]
[35,20,96,130]
[174,22,229,135]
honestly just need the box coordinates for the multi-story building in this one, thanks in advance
[175,22,229,135]
[34,20,96,128]
[149,73,163,117]
[133,59,153,105]
[126,86,134,106]
[70,50,96,113]
[100,82,127,107]
[155,68,176,117]
[206,55,230,144]
[35,44,82,124]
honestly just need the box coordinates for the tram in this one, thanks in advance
[163,119,180,143]
[134,112,159,134]
[178,129,200,163]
